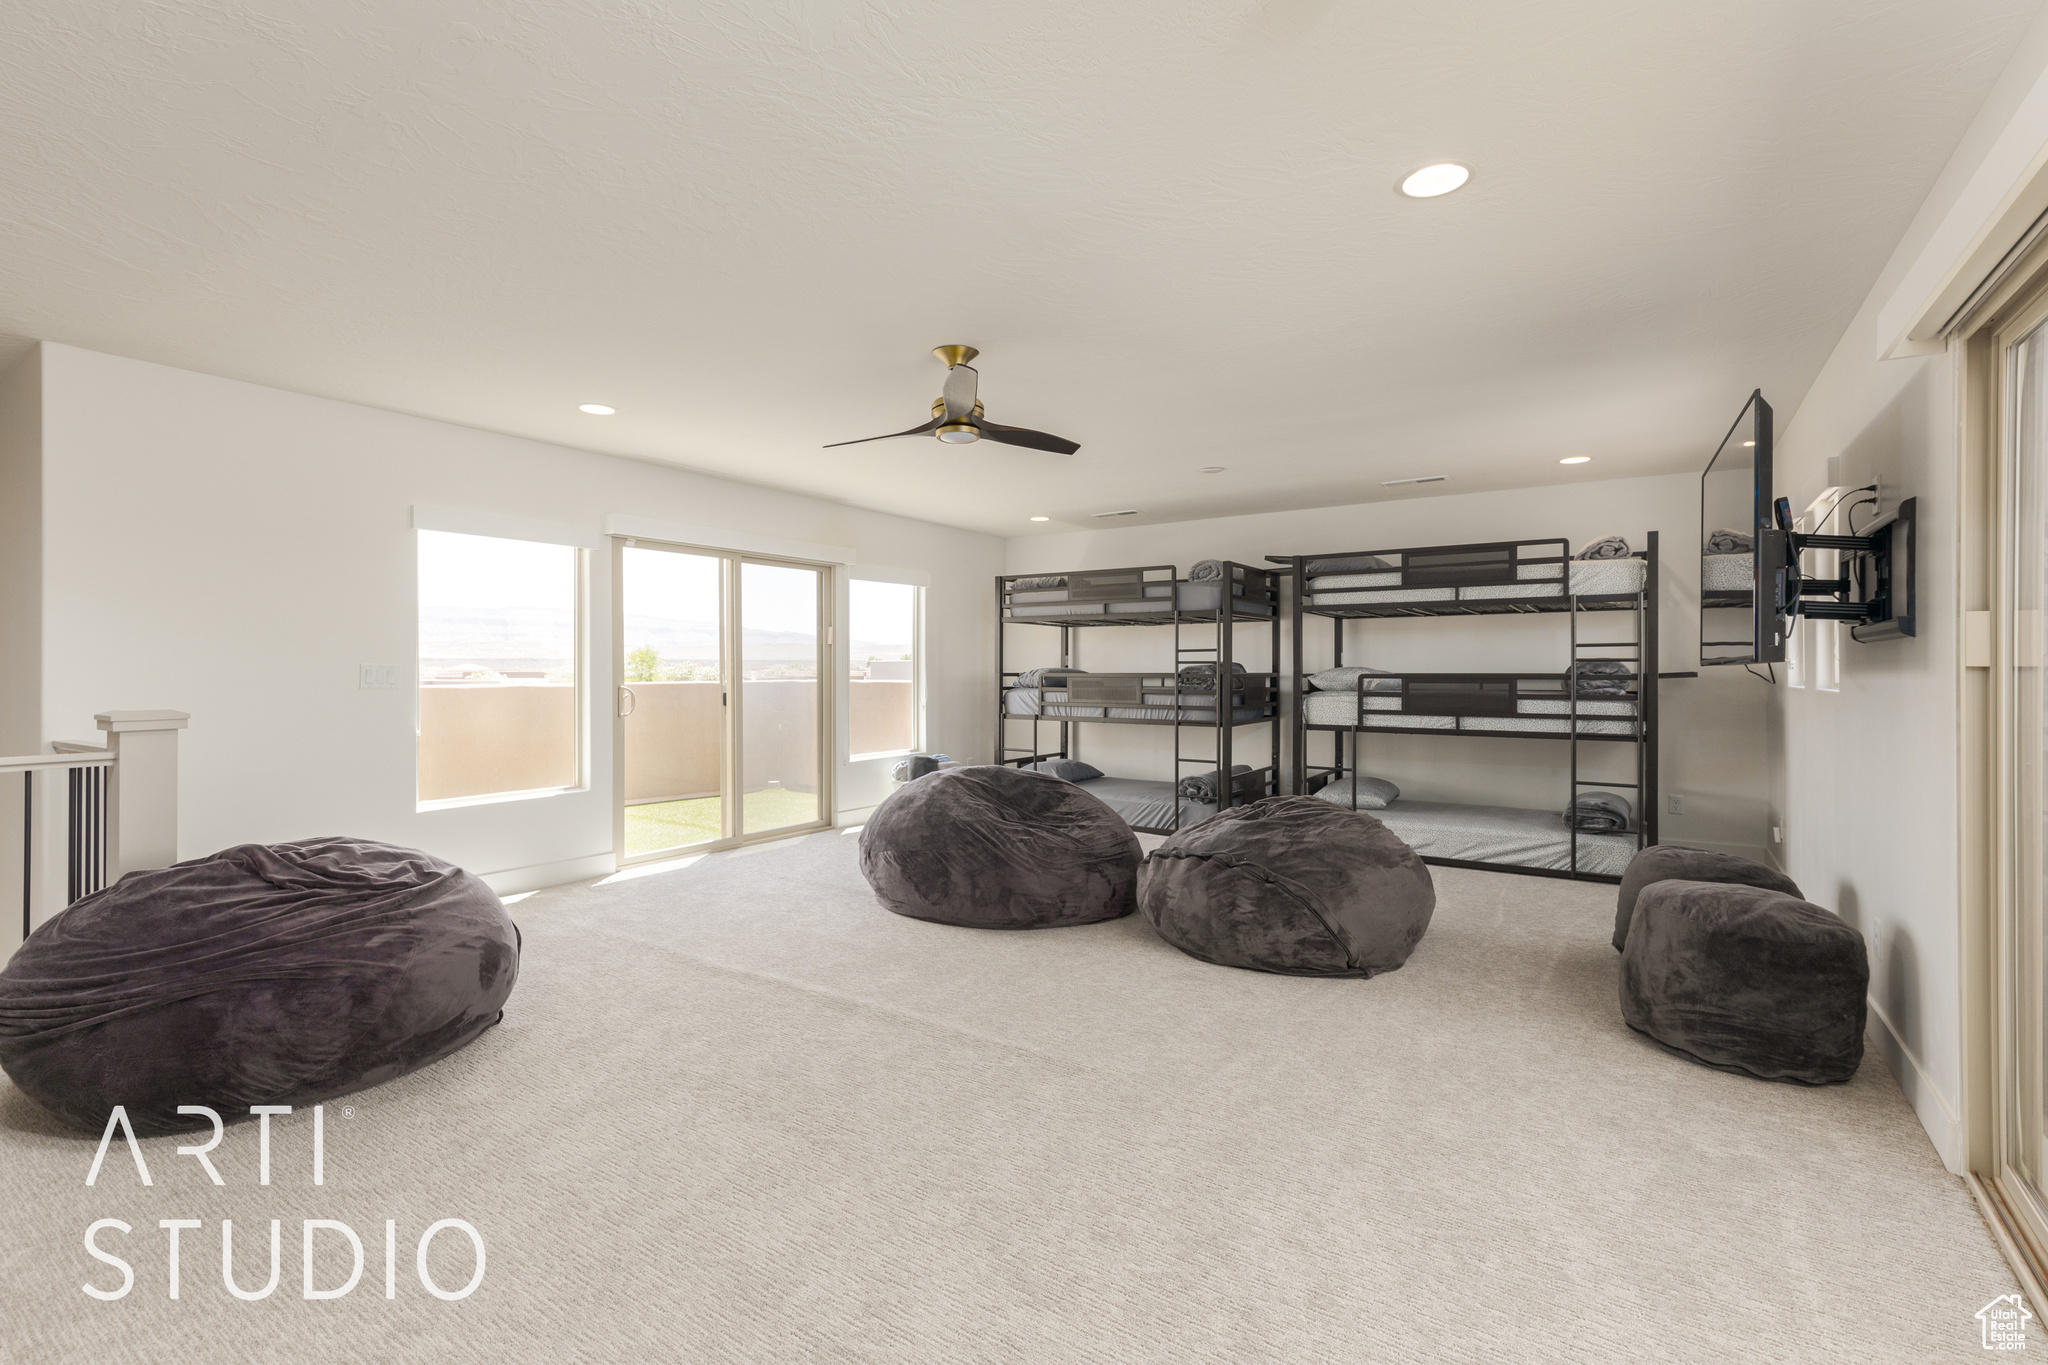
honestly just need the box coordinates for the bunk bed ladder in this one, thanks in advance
[1170,594,1227,835]
[1565,541,1658,876]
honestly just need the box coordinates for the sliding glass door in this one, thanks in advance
[1990,293,2048,1276]
[615,541,830,861]
[619,545,729,855]
[740,561,823,833]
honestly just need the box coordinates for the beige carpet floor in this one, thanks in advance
[0,829,2022,1363]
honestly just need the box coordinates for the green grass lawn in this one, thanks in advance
[624,787,820,855]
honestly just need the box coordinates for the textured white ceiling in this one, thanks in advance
[0,2,2037,535]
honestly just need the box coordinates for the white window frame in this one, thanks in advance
[845,567,927,761]
[413,507,598,811]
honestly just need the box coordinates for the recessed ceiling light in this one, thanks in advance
[1741,440,1756,447]
[1559,456,1592,465]
[1200,466,1225,474]
[579,404,616,415]
[1400,163,1470,198]
[1029,516,1050,522]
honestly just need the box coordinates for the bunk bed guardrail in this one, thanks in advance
[1274,535,1659,882]
[1271,538,1648,617]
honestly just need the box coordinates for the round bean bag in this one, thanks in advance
[0,838,519,1135]
[1138,797,1434,976]
[1619,880,1866,1085]
[859,764,1140,928]
[1614,845,1801,951]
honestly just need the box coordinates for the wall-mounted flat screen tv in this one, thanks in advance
[1700,390,1783,666]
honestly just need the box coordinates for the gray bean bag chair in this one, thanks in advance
[859,765,1140,928]
[1619,880,1866,1084]
[1138,797,1434,976]
[1614,845,1801,951]
[0,838,519,1135]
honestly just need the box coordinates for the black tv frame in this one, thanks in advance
[1701,390,1782,666]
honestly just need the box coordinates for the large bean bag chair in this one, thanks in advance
[0,838,519,1135]
[1614,846,1801,951]
[1619,880,1866,1085]
[1138,797,1434,976]
[859,765,1140,928]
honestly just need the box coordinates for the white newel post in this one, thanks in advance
[96,710,190,877]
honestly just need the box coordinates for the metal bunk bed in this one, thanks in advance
[995,563,1283,834]
[1270,535,1660,883]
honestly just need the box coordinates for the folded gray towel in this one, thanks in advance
[1186,559,1225,582]
[1013,667,1085,688]
[1178,764,1253,802]
[1574,535,1632,560]
[1572,661,1634,695]
[1305,554,1394,575]
[1706,528,1754,554]
[1011,575,1068,590]
[1563,791,1632,832]
[1177,662,1247,686]
[891,754,954,783]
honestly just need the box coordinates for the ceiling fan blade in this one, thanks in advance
[977,421,1080,455]
[822,415,942,448]
[942,363,978,421]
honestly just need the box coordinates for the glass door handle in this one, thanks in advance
[618,686,637,718]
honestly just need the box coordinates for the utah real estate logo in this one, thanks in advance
[1979,1294,2032,1351]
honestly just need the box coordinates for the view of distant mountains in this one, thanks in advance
[420,608,909,665]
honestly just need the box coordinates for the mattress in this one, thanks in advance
[1307,558,1644,606]
[1006,581,1274,619]
[1360,799,1638,877]
[1701,553,1753,593]
[1070,775,1221,832]
[1006,688,1269,723]
[1301,691,1637,735]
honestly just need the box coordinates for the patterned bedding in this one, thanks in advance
[1300,692,1637,735]
[1701,553,1752,593]
[1006,581,1275,618]
[1306,558,1644,606]
[1069,776,1221,831]
[1356,799,1637,876]
[1006,688,1271,724]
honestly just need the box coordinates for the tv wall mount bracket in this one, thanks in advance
[1765,495,1916,643]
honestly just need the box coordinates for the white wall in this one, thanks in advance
[19,343,1002,892]
[0,347,40,755]
[1005,474,1769,855]
[1767,12,2048,1174]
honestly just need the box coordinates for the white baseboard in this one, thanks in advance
[835,804,879,827]
[479,851,616,896]
[1867,993,1964,1172]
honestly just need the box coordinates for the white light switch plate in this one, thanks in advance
[359,664,400,690]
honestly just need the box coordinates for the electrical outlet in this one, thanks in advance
[1772,825,1784,844]
[1667,795,1684,815]
[359,664,400,690]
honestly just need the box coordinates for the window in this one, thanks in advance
[417,530,581,804]
[848,579,919,757]
[1799,500,1843,692]
[1786,517,1810,688]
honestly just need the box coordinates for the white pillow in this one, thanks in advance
[1312,774,1400,810]
[1307,665,1401,694]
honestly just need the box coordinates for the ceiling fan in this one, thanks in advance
[824,346,1080,454]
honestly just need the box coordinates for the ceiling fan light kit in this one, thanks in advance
[824,346,1081,455]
